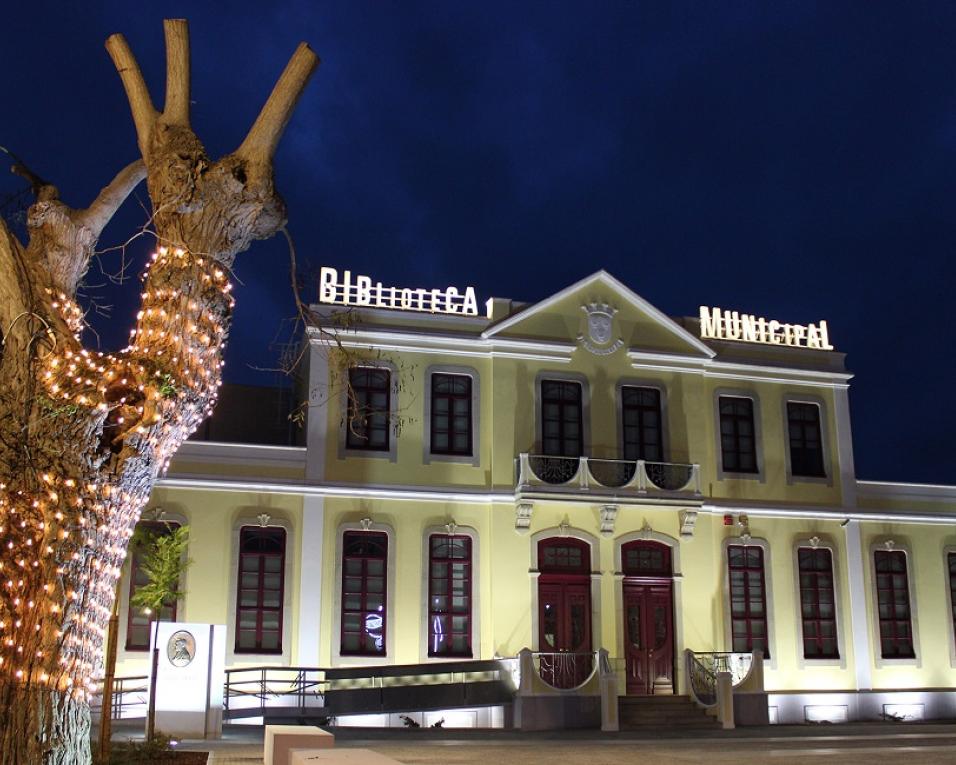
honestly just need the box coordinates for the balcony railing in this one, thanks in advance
[517,454,701,496]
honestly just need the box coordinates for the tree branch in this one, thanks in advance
[236,42,319,163]
[74,160,146,237]
[163,19,190,125]
[105,33,158,157]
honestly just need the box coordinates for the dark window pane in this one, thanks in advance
[874,550,915,659]
[797,547,839,659]
[788,402,826,477]
[719,397,758,474]
[726,545,770,659]
[341,532,388,656]
[235,527,286,654]
[541,380,583,457]
[428,535,472,657]
[346,367,391,451]
[430,374,473,456]
[621,386,663,462]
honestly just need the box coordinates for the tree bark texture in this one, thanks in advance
[0,19,317,763]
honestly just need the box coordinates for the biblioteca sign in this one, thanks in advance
[319,267,482,316]
[699,306,835,350]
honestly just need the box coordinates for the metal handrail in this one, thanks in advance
[533,651,598,691]
[90,675,150,721]
[517,454,701,495]
[685,650,754,709]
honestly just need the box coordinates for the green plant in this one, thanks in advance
[108,733,175,763]
[129,525,192,617]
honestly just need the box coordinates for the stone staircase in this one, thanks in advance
[618,695,722,731]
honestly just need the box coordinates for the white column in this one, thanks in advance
[296,495,325,665]
[833,387,857,510]
[843,519,872,690]
[305,340,329,481]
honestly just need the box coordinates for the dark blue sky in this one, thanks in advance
[2,2,954,484]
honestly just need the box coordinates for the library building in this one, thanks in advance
[114,269,956,730]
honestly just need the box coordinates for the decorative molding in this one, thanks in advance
[679,509,698,539]
[578,302,624,356]
[638,518,653,538]
[599,505,618,537]
[444,521,458,536]
[808,535,821,549]
[256,513,271,527]
[884,539,895,551]
[515,503,533,534]
[360,517,374,531]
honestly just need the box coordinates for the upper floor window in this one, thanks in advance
[427,534,472,657]
[236,527,285,654]
[541,380,583,457]
[727,545,770,657]
[788,402,825,478]
[341,531,388,656]
[874,550,915,659]
[621,386,663,462]
[797,547,838,659]
[719,396,758,474]
[126,521,180,651]
[622,540,671,577]
[430,374,472,456]
[346,367,390,451]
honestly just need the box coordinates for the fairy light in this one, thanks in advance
[0,246,232,697]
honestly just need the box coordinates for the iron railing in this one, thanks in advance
[90,675,150,721]
[224,666,328,720]
[517,454,700,495]
[685,651,753,708]
[533,651,597,691]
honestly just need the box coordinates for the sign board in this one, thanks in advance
[148,622,226,739]
[318,266,483,316]
[699,306,834,350]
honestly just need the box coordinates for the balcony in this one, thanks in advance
[516,453,701,499]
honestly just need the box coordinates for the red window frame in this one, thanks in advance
[621,540,672,577]
[430,374,473,456]
[538,538,591,576]
[341,531,388,656]
[874,550,915,659]
[797,547,839,659]
[427,534,473,658]
[727,545,770,658]
[125,521,180,651]
[235,527,286,654]
[346,367,390,451]
[621,386,663,462]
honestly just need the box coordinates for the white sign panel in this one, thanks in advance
[149,622,226,739]
[699,306,834,350]
[319,266,482,316]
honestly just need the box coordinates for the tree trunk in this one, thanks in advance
[0,20,317,763]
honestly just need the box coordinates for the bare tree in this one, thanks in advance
[0,19,317,763]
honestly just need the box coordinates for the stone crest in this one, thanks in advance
[579,302,623,355]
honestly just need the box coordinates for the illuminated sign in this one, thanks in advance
[699,306,834,350]
[319,267,481,316]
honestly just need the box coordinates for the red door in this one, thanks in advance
[538,580,592,688]
[624,581,674,695]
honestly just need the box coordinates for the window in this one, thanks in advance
[538,538,591,574]
[949,553,956,653]
[125,522,180,651]
[788,402,825,477]
[341,532,388,656]
[797,548,838,659]
[874,550,915,659]
[346,367,390,451]
[541,380,583,457]
[427,535,472,657]
[430,374,472,456]
[719,396,758,473]
[622,540,671,577]
[621,387,663,462]
[235,527,285,653]
[727,545,770,657]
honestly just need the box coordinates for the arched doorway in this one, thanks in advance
[537,537,592,687]
[621,540,675,695]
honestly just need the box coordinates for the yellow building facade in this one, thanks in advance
[117,270,956,725]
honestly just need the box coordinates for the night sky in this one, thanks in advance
[2,2,954,484]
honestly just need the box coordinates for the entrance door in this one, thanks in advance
[624,582,674,695]
[538,581,592,688]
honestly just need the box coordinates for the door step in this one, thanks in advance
[618,695,721,730]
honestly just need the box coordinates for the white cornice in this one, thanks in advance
[173,441,306,469]
[703,501,956,525]
[857,480,956,503]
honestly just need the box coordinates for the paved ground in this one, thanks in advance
[166,724,956,764]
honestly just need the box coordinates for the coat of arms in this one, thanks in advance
[579,302,623,355]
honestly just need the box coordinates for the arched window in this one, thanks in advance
[341,531,388,656]
[538,538,591,575]
[235,527,286,654]
[621,541,672,577]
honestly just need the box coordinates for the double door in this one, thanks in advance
[538,579,591,688]
[624,581,674,695]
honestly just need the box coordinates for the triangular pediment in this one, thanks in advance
[483,271,714,358]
